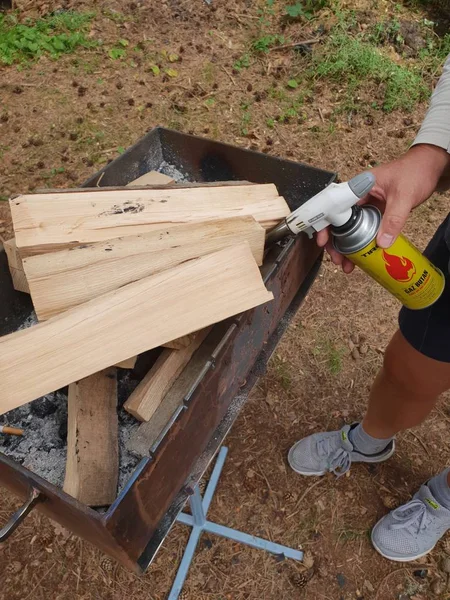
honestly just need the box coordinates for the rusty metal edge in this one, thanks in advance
[136,254,322,571]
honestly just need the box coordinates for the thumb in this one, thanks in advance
[377,199,411,248]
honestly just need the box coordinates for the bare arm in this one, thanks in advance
[320,54,450,272]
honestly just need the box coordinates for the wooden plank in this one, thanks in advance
[127,334,217,457]
[127,171,174,187]
[0,243,273,413]
[23,217,265,321]
[98,166,174,367]
[63,368,118,506]
[9,266,30,294]
[124,329,210,421]
[162,333,197,350]
[3,238,22,270]
[11,183,287,256]
[3,238,29,294]
[32,181,254,195]
[114,356,137,369]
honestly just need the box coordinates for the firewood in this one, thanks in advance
[10,183,287,256]
[63,369,118,506]
[3,238,29,294]
[124,329,211,421]
[0,243,273,413]
[23,217,265,321]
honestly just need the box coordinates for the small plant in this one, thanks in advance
[0,11,97,65]
[233,53,250,71]
[287,79,299,89]
[285,0,329,20]
[285,3,309,19]
[108,47,125,60]
[252,34,284,53]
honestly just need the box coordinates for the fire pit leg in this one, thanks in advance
[168,446,303,599]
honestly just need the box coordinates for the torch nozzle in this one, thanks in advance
[265,220,292,246]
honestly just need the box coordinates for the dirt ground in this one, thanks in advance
[1,0,450,598]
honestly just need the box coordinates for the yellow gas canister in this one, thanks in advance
[332,206,445,310]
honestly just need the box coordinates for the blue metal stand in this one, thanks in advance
[168,446,303,600]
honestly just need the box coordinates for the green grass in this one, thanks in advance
[0,11,97,65]
[233,53,251,71]
[285,0,329,20]
[251,34,284,53]
[312,32,430,112]
[313,338,344,375]
[271,355,292,391]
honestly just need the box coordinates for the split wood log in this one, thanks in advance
[23,217,265,321]
[124,329,211,421]
[63,368,118,506]
[10,183,287,256]
[0,243,272,413]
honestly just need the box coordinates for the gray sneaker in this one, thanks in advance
[288,424,395,477]
[372,483,450,562]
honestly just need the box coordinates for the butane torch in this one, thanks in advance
[266,172,445,310]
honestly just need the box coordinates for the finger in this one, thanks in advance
[325,241,344,266]
[357,193,385,213]
[342,258,355,274]
[316,228,329,247]
[377,197,411,248]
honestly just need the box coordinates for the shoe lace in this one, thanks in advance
[317,438,351,477]
[391,499,431,533]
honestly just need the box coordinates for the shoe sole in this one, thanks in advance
[287,440,396,477]
[371,527,435,563]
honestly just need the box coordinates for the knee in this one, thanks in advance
[382,330,450,396]
[382,338,418,392]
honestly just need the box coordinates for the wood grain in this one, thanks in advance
[114,356,137,369]
[124,329,210,421]
[23,217,265,320]
[63,368,118,506]
[126,334,217,456]
[0,243,273,413]
[3,238,29,294]
[11,183,287,256]
[162,333,197,350]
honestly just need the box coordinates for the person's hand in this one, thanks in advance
[317,144,450,273]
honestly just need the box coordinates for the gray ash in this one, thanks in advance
[1,383,141,495]
[158,160,190,183]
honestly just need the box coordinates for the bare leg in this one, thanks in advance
[362,330,450,439]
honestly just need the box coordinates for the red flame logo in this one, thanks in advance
[382,250,416,283]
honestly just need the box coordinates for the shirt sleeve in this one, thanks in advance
[413,54,450,152]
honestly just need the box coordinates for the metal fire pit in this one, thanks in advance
[0,128,335,572]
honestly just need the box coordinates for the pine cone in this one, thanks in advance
[382,495,398,510]
[290,568,314,588]
[6,561,22,575]
[39,530,54,547]
[100,557,114,572]
[179,590,190,600]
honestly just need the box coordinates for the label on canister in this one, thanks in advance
[345,233,445,310]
